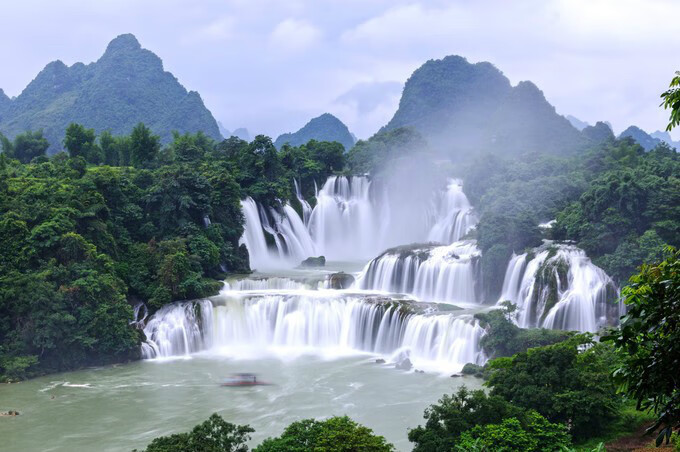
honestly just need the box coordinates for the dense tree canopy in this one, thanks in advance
[486,335,620,441]
[606,247,680,444]
[255,416,395,452]
[135,413,253,452]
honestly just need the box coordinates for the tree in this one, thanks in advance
[456,411,570,452]
[255,416,395,452]
[661,71,680,131]
[64,123,98,161]
[474,302,571,359]
[0,132,13,158]
[130,123,160,167]
[408,386,526,451]
[99,130,118,166]
[136,413,253,452]
[606,247,680,445]
[485,335,620,441]
[12,130,49,163]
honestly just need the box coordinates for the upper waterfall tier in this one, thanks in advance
[239,176,478,268]
[498,244,620,332]
[355,241,481,304]
[141,292,486,373]
[307,176,388,260]
[426,180,477,244]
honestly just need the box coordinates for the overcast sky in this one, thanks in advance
[1,0,678,140]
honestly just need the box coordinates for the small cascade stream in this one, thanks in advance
[498,245,620,332]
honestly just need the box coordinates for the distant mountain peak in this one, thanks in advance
[566,115,590,131]
[0,34,220,152]
[582,121,614,144]
[274,113,355,150]
[382,55,585,157]
[618,125,660,151]
[104,33,142,54]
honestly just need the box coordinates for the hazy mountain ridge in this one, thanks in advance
[619,125,661,151]
[0,34,221,153]
[274,113,355,150]
[582,121,615,144]
[566,115,589,131]
[381,55,588,157]
[650,130,680,149]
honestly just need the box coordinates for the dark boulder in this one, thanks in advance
[328,272,355,289]
[300,256,326,267]
[395,358,413,371]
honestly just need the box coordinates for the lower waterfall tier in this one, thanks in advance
[141,293,486,373]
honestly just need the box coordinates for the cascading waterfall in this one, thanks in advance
[294,179,313,225]
[239,176,479,266]
[307,176,387,260]
[240,198,272,270]
[356,241,480,304]
[141,300,213,359]
[141,292,485,372]
[498,245,619,332]
[239,197,317,270]
[223,277,311,291]
[426,180,478,244]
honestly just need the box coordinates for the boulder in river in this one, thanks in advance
[375,358,386,364]
[395,358,413,371]
[300,256,326,267]
[328,272,355,289]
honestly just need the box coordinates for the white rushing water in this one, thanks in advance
[498,244,619,332]
[356,241,480,304]
[426,180,477,244]
[239,198,317,270]
[307,176,388,260]
[223,277,312,292]
[240,176,478,268]
[141,290,485,373]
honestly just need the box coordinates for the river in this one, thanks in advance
[1,348,481,451]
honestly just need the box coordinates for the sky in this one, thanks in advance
[0,0,678,140]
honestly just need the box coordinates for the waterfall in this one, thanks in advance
[240,198,271,270]
[141,300,213,359]
[141,293,485,372]
[239,176,478,268]
[238,197,317,270]
[223,277,311,291]
[356,241,480,304]
[497,245,619,332]
[307,176,386,260]
[426,180,478,243]
[294,179,313,225]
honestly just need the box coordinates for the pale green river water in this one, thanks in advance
[0,353,481,451]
